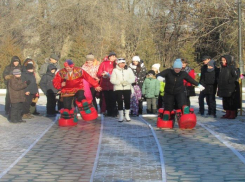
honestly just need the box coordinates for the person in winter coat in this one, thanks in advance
[142,70,160,114]
[199,60,219,118]
[110,58,135,122]
[22,58,41,115]
[21,63,39,119]
[157,59,205,118]
[39,54,60,77]
[40,64,58,117]
[217,55,238,119]
[97,52,117,117]
[82,53,100,111]
[7,69,30,123]
[2,56,22,116]
[181,59,196,107]
[129,56,147,115]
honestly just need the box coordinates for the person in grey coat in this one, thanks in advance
[40,64,58,117]
[39,54,60,77]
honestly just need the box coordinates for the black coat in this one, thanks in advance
[39,64,58,95]
[21,71,38,94]
[217,55,237,97]
[157,69,199,95]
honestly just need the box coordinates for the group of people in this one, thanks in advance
[2,51,241,124]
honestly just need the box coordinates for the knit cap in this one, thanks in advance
[117,58,126,64]
[132,56,140,62]
[152,63,161,73]
[207,60,215,72]
[64,59,74,67]
[173,59,182,69]
[13,69,21,75]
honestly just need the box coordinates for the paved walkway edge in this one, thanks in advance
[0,115,58,179]
[197,121,245,165]
[90,115,103,182]
[139,116,167,182]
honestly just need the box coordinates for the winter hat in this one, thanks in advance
[173,59,182,69]
[108,52,116,58]
[207,60,215,72]
[13,69,21,75]
[201,55,211,61]
[132,56,140,62]
[117,58,126,64]
[86,54,95,61]
[26,63,34,70]
[152,63,161,73]
[64,59,74,68]
[148,70,156,76]
[50,53,59,61]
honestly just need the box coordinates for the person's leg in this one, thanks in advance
[17,102,25,122]
[5,89,11,115]
[152,98,157,114]
[63,97,74,110]
[90,87,98,111]
[146,98,152,113]
[22,94,34,116]
[123,90,132,121]
[210,94,216,117]
[47,94,57,115]
[198,91,205,115]
[10,103,18,122]
[103,90,111,116]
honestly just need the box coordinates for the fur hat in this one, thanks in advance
[173,59,182,69]
[152,63,161,73]
[132,56,140,62]
[13,69,21,75]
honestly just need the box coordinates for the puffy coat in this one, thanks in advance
[22,58,41,84]
[3,56,22,85]
[129,63,147,89]
[157,69,199,95]
[40,64,58,95]
[53,67,99,97]
[97,59,116,90]
[217,55,237,97]
[8,76,27,103]
[110,65,135,91]
[21,70,38,94]
[142,76,160,98]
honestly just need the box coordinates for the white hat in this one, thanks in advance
[117,58,126,64]
[132,56,140,62]
[152,63,160,72]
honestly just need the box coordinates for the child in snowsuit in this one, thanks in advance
[142,70,160,114]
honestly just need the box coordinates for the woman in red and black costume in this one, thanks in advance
[53,59,102,126]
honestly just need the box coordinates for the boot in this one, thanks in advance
[227,110,236,119]
[22,114,32,119]
[163,111,170,121]
[146,109,152,114]
[221,110,230,119]
[152,109,157,114]
[125,110,131,122]
[118,110,124,122]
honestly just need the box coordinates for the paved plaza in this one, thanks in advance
[0,95,245,182]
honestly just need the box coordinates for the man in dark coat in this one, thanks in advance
[2,56,22,115]
[39,54,60,77]
[217,55,238,119]
[40,64,58,117]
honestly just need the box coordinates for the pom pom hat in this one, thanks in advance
[173,58,182,69]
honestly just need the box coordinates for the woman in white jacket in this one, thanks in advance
[110,58,135,122]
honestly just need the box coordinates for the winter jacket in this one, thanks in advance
[142,76,160,98]
[53,67,99,97]
[39,58,60,77]
[8,76,27,103]
[110,65,135,91]
[22,58,41,84]
[3,56,22,85]
[159,81,166,97]
[97,59,116,90]
[129,63,147,89]
[40,64,58,95]
[217,55,237,97]
[157,69,199,95]
[21,70,38,94]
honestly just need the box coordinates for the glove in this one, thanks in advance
[157,76,165,82]
[26,80,31,85]
[198,84,205,91]
[121,80,129,86]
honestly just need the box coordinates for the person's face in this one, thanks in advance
[203,59,210,65]
[65,66,73,72]
[132,61,139,66]
[182,62,187,68]
[174,68,181,73]
[221,57,227,66]
[86,59,94,66]
[109,55,116,61]
[15,74,21,78]
[13,61,19,66]
[51,69,56,73]
[152,68,158,74]
[118,62,126,68]
[50,58,58,64]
